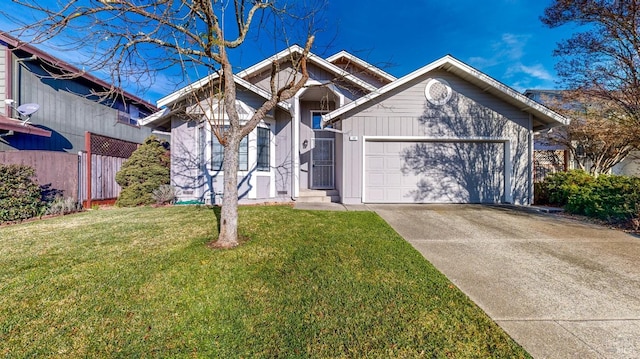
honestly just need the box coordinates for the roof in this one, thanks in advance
[0,115,51,137]
[0,32,156,112]
[236,45,379,93]
[325,50,397,84]
[323,55,570,131]
[143,73,291,128]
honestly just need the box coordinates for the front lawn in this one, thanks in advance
[0,206,529,358]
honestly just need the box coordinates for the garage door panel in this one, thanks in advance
[367,172,385,186]
[365,141,505,204]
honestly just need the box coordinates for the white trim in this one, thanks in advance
[528,114,534,205]
[362,136,512,204]
[325,50,397,83]
[424,78,452,106]
[157,73,290,110]
[322,55,569,128]
[138,107,170,126]
[236,45,378,93]
[292,93,301,199]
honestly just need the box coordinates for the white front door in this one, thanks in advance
[311,138,334,189]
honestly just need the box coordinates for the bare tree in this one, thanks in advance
[4,0,319,248]
[540,91,640,176]
[542,0,640,126]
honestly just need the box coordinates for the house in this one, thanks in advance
[525,89,640,178]
[0,32,160,204]
[142,46,568,205]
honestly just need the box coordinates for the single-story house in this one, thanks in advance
[142,46,568,205]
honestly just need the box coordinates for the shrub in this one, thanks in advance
[151,184,176,205]
[543,170,640,223]
[542,170,594,206]
[0,164,45,222]
[115,136,170,207]
[45,196,83,216]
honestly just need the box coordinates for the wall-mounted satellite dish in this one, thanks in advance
[17,103,40,117]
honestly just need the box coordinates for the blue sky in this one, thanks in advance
[0,0,575,104]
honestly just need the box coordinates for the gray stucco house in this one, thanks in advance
[142,46,568,205]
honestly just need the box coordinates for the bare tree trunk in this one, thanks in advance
[215,134,241,248]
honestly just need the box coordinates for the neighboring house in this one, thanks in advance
[525,89,640,178]
[0,32,159,204]
[142,46,568,205]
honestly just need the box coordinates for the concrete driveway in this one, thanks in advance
[370,204,640,359]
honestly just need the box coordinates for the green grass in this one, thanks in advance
[0,206,529,358]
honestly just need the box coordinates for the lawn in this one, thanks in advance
[0,205,529,358]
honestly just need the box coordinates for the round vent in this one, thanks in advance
[424,78,452,105]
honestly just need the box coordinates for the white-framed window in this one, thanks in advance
[311,111,331,130]
[256,126,270,171]
[210,127,249,171]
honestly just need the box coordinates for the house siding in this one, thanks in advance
[247,62,363,104]
[170,91,293,204]
[274,108,292,198]
[0,44,6,113]
[171,118,205,203]
[340,70,531,204]
[0,58,156,152]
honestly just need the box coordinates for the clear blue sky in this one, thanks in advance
[0,0,574,104]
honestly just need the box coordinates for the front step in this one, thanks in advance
[298,189,340,203]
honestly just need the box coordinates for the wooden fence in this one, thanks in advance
[79,132,139,207]
[0,150,79,199]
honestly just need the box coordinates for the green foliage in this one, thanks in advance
[0,206,529,358]
[540,170,640,223]
[115,136,170,207]
[542,170,594,206]
[0,164,44,222]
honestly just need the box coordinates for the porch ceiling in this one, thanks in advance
[299,86,340,102]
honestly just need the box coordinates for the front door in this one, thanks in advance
[311,138,334,189]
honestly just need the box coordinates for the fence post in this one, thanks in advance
[85,131,92,208]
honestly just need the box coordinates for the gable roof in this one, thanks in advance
[142,73,290,128]
[236,45,379,92]
[322,55,569,131]
[325,50,396,84]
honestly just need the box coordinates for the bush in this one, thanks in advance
[45,196,83,216]
[542,170,594,206]
[0,164,45,222]
[541,170,640,223]
[115,136,170,207]
[574,175,640,222]
[152,184,176,205]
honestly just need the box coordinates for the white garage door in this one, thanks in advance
[364,140,506,203]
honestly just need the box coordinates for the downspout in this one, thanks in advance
[290,97,300,200]
[528,114,534,205]
[5,45,12,117]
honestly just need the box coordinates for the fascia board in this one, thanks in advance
[326,50,397,82]
[157,72,289,111]
[237,45,378,93]
[323,55,569,127]
[157,72,220,107]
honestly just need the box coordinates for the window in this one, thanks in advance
[257,127,270,171]
[312,111,332,130]
[211,130,248,171]
[312,112,323,130]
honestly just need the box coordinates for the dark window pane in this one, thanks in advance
[257,127,270,171]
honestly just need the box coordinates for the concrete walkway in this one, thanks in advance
[369,204,640,359]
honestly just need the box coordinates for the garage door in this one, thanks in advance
[364,140,506,203]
